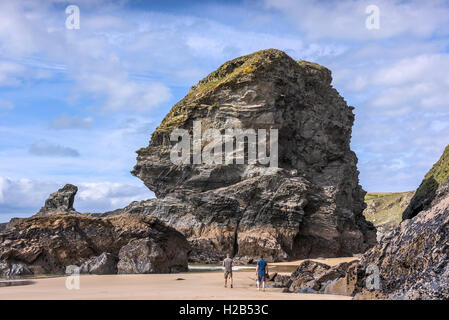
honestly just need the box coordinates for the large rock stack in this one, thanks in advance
[127,49,376,263]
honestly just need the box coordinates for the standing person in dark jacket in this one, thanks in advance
[256,255,268,292]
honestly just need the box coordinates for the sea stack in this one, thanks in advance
[128,49,376,263]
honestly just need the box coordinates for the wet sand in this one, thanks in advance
[270,257,359,267]
[0,271,351,300]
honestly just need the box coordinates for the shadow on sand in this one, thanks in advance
[0,279,35,288]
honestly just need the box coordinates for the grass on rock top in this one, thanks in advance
[363,191,414,226]
[415,144,449,197]
[157,49,283,133]
[156,49,330,134]
[422,144,449,184]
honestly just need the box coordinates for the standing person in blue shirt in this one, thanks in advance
[256,255,268,292]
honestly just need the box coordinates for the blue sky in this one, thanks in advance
[1,0,449,222]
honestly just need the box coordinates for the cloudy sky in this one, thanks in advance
[1,0,449,222]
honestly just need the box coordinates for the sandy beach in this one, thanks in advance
[0,270,351,300]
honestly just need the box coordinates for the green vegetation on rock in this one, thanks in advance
[415,145,449,198]
[363,191,414,227]
[157,49,287,133]
[155,49,330,134]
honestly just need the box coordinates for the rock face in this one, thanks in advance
[281,147,449,299]
[0,213,189,275]
[355,185,449,299]
[128,49,376,262]
[403,145,449,220]
[35,184,79,217]
[283,189,449,299]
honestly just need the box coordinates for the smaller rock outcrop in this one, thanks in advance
[0,218,21,233]
[35,184,79,217]
[0,262,33,278]
[273,260,356,295]
[0,213,189,275]
[118,238,188,274]
[80,252,118,275]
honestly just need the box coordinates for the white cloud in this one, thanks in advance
[0,176,154,222]
[361,54,449,111]
[77,182,152,211]
[264,0,449,40]
[76,72,172,113]
[48,114,93,130]
[373,54,449,86]
[0,177,59,212]
[29,140,80,157]
[0,61,25,86]
[0,0,174,113]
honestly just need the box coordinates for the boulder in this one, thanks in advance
[271,274,292,288]
[118,238,188,274]
[0,262,33,278]
[286,260,355,294]
[125,49,376,262]
[352,147,449,299]
[283,188,449,299]
[80,252,118,275]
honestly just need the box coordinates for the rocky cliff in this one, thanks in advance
[127,49,376,263]
[277,147,449,299]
